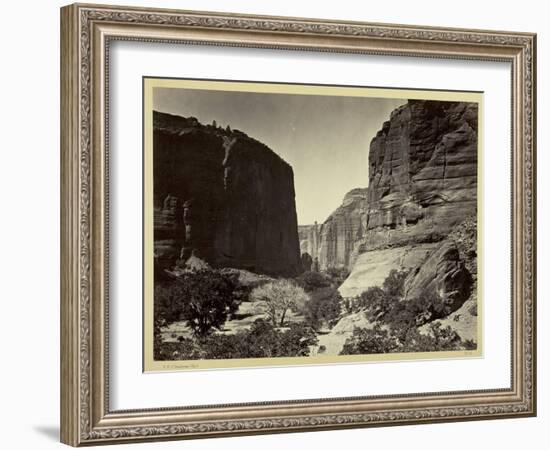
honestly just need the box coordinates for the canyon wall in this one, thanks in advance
[362,100,478,250]
[300,100,478,274]
[298,224,321,261]
[317,188,368,270]
[319,100,479,348]
[153,111,301,277]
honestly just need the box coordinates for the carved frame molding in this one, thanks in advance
[60,3,536,446]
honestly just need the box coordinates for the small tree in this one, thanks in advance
[250,279,308,327]
[295,271,331,292]
[155,269,240,338]
[354,286,390,319]
[303,287,342,330]
[382,269,408,297]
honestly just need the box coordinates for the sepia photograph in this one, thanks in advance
[144,78,482,371]
[56,3,537,445]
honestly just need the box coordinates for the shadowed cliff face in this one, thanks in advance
[153,111,301,277]
[300,100,478,272]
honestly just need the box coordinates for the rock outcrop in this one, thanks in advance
[316,100,477,297]
[317,188,369,270]
[314,311,378,356]
[338,243,439,298]
[404,240,473,315]
[313,100,478,349]
[363,100,478,250]
[153,111,301,277]
[298,189,368,271]
[310,100,477,274]
[419,297,478,343]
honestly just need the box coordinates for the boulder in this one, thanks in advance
[419,297,478,344]
[404,240,473,316]
[315,311,377,356]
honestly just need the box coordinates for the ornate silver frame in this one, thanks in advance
[60,3,536,446]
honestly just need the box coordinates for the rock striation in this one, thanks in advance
[363,100,478,250]
[302,100,478,275]
[153,111,301,277]
[338,243,439,298]
[317,188,369,270]
[404,240,473,315]
[298,188,368,271]
[298,223,321,262]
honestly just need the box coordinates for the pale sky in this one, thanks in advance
[154,87,405,225]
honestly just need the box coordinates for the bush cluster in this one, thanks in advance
[340,322,468,355]
[294,271,344,330]
[156,319,318,360]
[340,269,476,355]
[302,287,342,330]
[295,271,332,292]
[346,269,408,315]
[324,267,350,288]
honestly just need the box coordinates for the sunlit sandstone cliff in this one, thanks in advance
[308,100,480,351]
[300,100,478,276]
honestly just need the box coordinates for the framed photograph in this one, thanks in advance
[60,3,536,446]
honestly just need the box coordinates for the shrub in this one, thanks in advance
[303,287,342,330]
[154,269,240,338]
[346,269,408,316]
[338,269,474,356]
[155,337,203,361]
[382,288,446,341]
[156,319,318,360]
[449,215,477,275]
[340,325,399,354]
[325,267,350,287]
[400,323,463,352]
[354,286,390,320]
[250,279,308,327]
[340,322,470,356]
[295,271,332,292]
[274,322,319,357]
[382,269,408,297]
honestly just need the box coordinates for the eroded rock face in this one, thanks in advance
[286,100,477,277]
[317,188,369,270]
[153,111,301,277]
[364,100,478,250]
[404,240,473,315]
[338,243,439,298]
[298,223,321,261]
[315,100,477,277]
[419,297,478,343]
